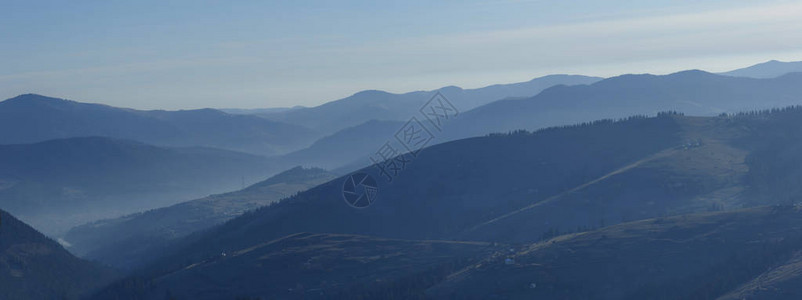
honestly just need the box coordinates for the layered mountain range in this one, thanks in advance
[4,60,802,299]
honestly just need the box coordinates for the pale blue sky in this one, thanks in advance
[2,0,802,109]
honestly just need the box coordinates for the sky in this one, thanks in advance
[1,0,802,110]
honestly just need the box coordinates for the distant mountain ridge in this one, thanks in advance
[0,94,317,156]
[0,74,602,156]
[447,70,802,139]
[260,74,603,135]
[220,105,306,115]
[720,59,802,78]
[281,69,802,172]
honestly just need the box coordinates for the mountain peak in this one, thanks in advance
[720,59,802,79]
[0,94,101,112]
[668,69,714,76]
[3,93,69,104]
[352,89,392,97]
[438,85,464,92]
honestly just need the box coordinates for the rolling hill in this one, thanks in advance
[0,209,118,299]
[428,205,802,299]
[0,136,276,235]
[63,167,337,269]
[92,233,495,299]
[79,105,802,299]
[279,120,406,170]
[89,206,802,299]
[102,107,802,272]
[128,114,682,269]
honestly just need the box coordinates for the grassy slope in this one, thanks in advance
[429,205,802,299]
[93,233,496,300]
[461,115,752,242]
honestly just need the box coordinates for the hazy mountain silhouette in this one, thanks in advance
[0,94,317,156]
[0,209,118,299]
[63,167,337,269]
[261,75,602,135]
[0,136,276,235]
[220,105,306,115]
[280,120,406,169]
[15,63,802,298]
[449,71,802,139]
[720,59,802,78]
[278,70,802,173]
